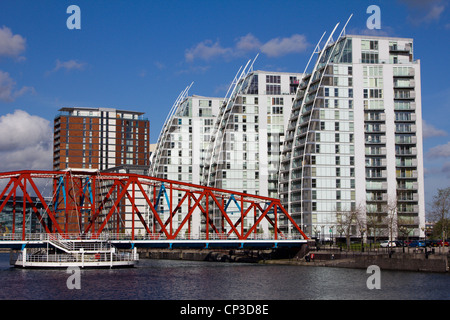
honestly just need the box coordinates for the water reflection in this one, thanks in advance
[0,254,448,300]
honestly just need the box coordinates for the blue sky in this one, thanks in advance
[0,0,449,208]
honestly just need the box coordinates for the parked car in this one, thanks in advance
[437,240,449,247]
[395,240,405,247]
[425,240,439,247]
[408,240,425,247]
[380,240,397,248]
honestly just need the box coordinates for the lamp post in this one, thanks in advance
[330,225,334,247]
[361,227,366,252]
[421,226,428,257]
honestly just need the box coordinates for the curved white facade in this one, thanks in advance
[279,32,425,241]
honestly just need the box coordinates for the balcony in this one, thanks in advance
[395,113,416,122]
[394,80,415,88]
[398,192,419,202]
[365,124,386,133]
[396,170,418,179]
[394,101,416,110]
[394,90,416,100]
[365,147,387,156]
[393,68,415,77]
[366,170,387,179]
[366,192,388,202]
[395,135,417,144]
[366,181,388,190]
[389,44,412,53]
[366,158,387,167]
[397,181,418,190]
[365,113,386,122]
[365,136,387,144]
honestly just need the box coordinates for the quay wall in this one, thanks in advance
[265,250,450,273]
[138,246,449,273]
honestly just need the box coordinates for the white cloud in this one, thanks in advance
[185,40,232,62]
[423,4,446,22]
[0,26,26,58]
[427,141,450,159]
[47,59,87,74]
[260,34,309,57]
[0,110,52,172]
[399,0,447,24]
[0,70,35,102]
[422,120,447,139]
[235,33,262,52]
[185,33,309,62]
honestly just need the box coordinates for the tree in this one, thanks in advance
[366,207,384,244]
[335,203,364,250]
[383,195,398,241]
[429,187,450,246]
[431,218,450,240]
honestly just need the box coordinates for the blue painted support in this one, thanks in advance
[53,176,65,212]
[154,183,171,212]
[80,177,91,209]
[224,194,242,215]
[88,178,93,204]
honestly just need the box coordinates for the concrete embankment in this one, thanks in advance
[262,249,450,273]
[138,247,449,273]
[138,247,296,263]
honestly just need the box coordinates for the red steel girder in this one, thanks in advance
[0,170,308,240]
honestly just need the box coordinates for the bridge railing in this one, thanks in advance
[0,232,306,242]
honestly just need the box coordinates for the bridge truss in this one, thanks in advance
[0,170,307,242]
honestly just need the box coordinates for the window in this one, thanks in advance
[266,84,281,95]
[272,106,283,114]
[266,75,281,83]
[361,52,379,64]
[272,97,284,105]
[361,40,378,50]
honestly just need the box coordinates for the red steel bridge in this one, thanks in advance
[0,170,308,250]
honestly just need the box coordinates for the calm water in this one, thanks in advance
[0,253,448,300]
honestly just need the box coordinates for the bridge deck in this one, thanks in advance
[0,234,307,250]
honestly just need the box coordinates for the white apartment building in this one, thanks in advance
[203,68,302,234]
[279,30,425,241]
[149,90,223,236]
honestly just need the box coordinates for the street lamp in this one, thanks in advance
[329,225,334,247]
[421,226,428,257]
[361,227,366,252]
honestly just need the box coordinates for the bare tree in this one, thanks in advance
[335,203,364,250]
[355,205,367,251]
[383,195,398,241]
[366,207,384,245]
[429,187,450,247]
[397,216,415,253]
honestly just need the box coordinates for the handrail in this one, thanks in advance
[15,252,138,263]
[0,232,305,242]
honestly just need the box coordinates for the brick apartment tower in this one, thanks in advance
[52,107,150,234]
[53,107,150,171]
